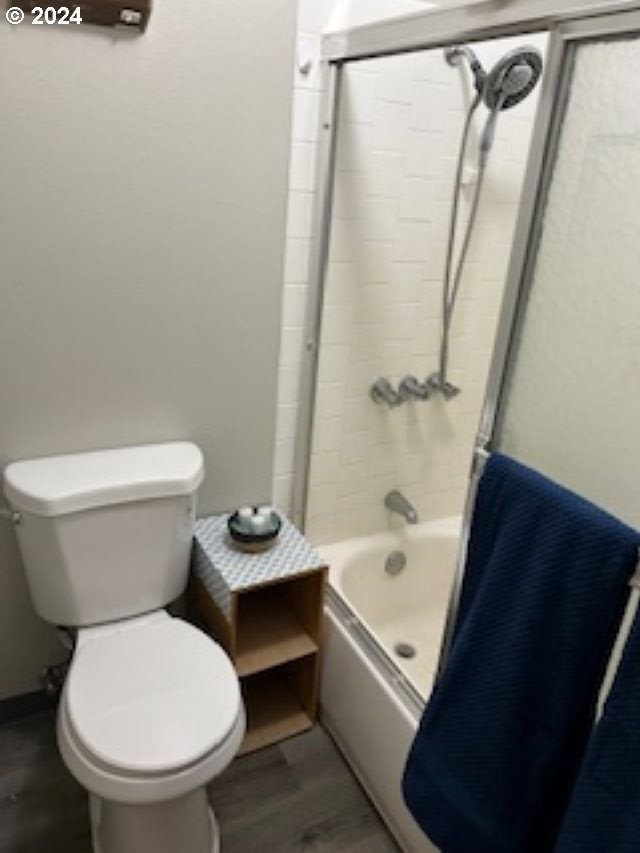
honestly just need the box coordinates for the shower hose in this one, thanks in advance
[437,91,493,394]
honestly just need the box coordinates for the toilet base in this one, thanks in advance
[90,787,220,853]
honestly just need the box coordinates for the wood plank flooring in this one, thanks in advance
[0,712,399,853]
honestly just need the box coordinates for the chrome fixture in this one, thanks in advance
[370,378,402,408]
[445,45,486,92]
[384,490,419,524]
[445,44,542,118]
[385,550,407,576]
[394,641,417,660]
[426,372,461,401]
[433,44,544,400]
[398,375,430,401]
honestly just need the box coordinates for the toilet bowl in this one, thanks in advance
[3,441,244,853]
[57,611,245,853]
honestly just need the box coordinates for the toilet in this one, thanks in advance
[3,441,245,853]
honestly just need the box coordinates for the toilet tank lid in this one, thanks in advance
[3,442,204,517]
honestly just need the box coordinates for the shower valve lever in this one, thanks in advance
[370,378,402,408]
[427,373,461,401]
[398,375,430,402]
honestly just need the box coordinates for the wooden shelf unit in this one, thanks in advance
[240,663,315,755]
[235,585,318,677]
[190,561,327,755]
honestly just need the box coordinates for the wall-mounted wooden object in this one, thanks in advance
[8,0,151,31]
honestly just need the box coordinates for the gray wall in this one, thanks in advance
[0,0,296,698]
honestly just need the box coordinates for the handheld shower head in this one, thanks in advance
[479,46,543,163]
[444,43,543,111]
[483,46,543,111]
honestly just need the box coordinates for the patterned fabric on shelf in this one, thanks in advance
[193,514,324,618]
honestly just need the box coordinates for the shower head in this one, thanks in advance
[478,46,543,163]
[483,46,543,110]
[444,44,543,110]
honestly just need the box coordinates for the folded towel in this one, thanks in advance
[402,453,640,853]
[555,575,640,853]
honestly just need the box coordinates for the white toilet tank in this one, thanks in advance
[3,442,204,627]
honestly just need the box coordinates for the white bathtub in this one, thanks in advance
[319,517,461,853]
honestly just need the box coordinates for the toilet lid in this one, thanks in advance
[66,618,241,774]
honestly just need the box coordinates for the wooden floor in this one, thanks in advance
[0,712,399,853]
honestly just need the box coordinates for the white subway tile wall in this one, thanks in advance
[274,2,547,542]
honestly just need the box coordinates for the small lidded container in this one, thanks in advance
[227,505,281,553]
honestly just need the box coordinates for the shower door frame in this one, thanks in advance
[292,0,640,694]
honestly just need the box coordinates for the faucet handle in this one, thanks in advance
[370,378,402,408]
[399,375,431,401]
[426,372,461,401]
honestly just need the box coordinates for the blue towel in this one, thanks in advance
[555,586,640,853]
[402,453,640,853]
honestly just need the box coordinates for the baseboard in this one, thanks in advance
[0,690,57,727]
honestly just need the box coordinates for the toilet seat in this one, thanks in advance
[58,694,245,805]
[66,613,241,775]
[58,612,246,804]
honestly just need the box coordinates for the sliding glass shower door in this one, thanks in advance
[493,27,640,528]
[438,17,640,673]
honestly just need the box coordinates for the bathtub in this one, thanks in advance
[318,516,461,853]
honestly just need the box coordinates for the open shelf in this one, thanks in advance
[189,524,327,755]
[240,666,313,755]
[235,589,318,677]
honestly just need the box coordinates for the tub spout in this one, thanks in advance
[384,490,419,524]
